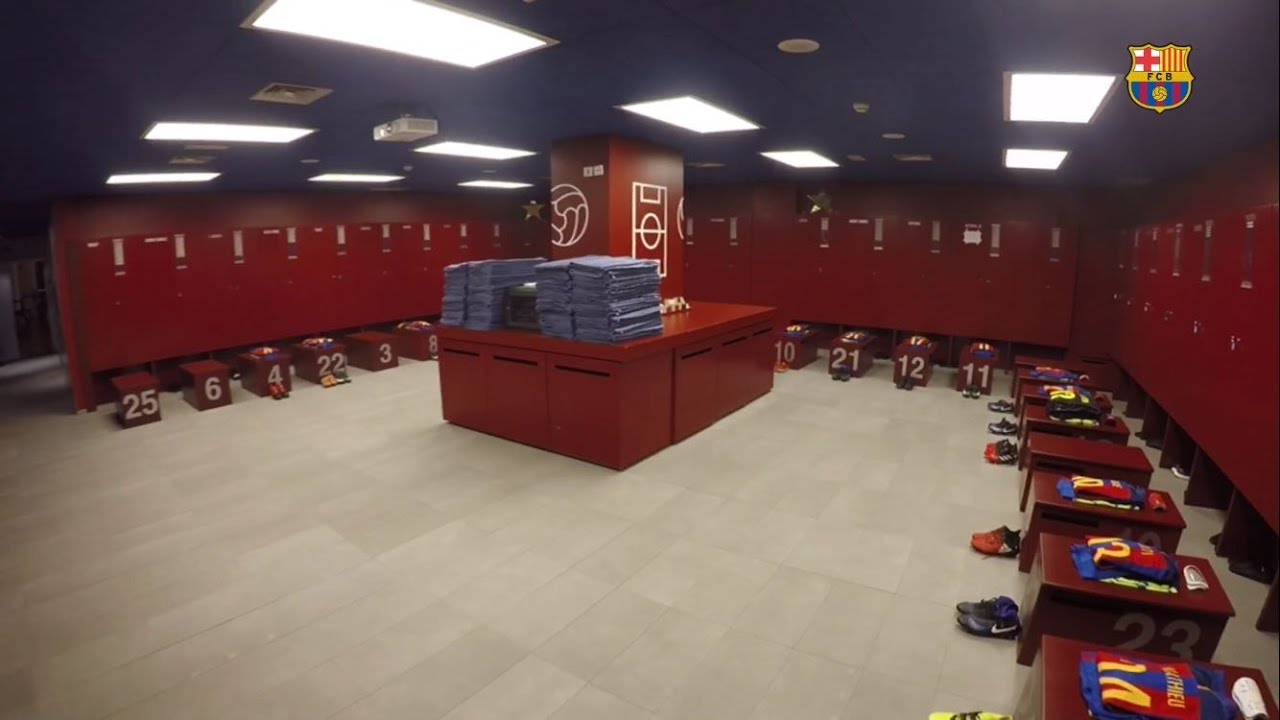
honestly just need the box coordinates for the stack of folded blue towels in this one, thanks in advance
[534,259,575,339]
[441,263,469,327]
[463,258,546,331]
[568,256,663,343]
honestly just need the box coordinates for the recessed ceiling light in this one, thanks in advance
[144,122,314,144]
[846,154,867,162]
[881,132,905,140]
[245,0,555,69]
[415,141,535,160]
[618,96,759,134]
[852,102,871,114]
[106,172,220,185]
[760,150,838,169]
[300,158,321,164]
[309,173,403,183]
[1004,148,1069,170]
[1005,72,1116,123]
[777,38,820,54]
[459,180,533,189]
[893,153,933,162]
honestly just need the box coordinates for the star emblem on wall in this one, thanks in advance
[807,191,832,215]
[522,201,545,221]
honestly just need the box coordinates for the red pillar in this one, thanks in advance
[549,135,684,296]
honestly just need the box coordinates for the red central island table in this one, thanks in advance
[436,302,776,469]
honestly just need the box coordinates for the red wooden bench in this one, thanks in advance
[1020,472,1186,572]
[1017,384,1112,420]
[1017,533,1234,666]
[1017,405,1130,469]
[1015,635,1277,719]
[1020,432,1154,511]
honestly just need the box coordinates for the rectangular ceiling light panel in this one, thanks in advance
[309,173,404,183]
[459,180,533,189]
[106,173,220,185]
[1006,73,1116,123]
[619,96,759,134]
[145,122,314,143]
[1004,148,1069,170]
[247,0,554,69]
[760,150,838,168]
[416,141,535,160]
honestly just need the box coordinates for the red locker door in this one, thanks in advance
[182,230,238,350]
[858,216,894,329]
[810,215,842,324]
[78,237,129,370]
[1218,207,1276,432]
[829,217,873,326]
[240,227,291,341]
[941,221,992,339]
[683,215,720,302]
[789,216,824,322]
[343,224,382,327]
[991,221,1038,344]
[390,222,429,319]
[1038,225,1077,348]
[883,218,930,331]
[123,234,179,362]
[720,215,752,304]
[748,216,787,311]
[296,226,337,335]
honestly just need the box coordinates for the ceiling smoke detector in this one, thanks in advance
[777,38,820,54]
[250,82,333,106]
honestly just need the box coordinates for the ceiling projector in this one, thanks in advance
[373,117,439,143]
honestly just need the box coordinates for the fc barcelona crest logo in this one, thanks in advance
[1127,44,1193,113]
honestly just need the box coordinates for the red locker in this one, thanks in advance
[391,222,435,319]
[79,237,128,370]
[683,216,720,302]
[240,227,291,341]
[343,224,382,327]
[831,217,876,327]
[788,217,825,321]
[1037,224,1077,348]
[180,231,237,351]
[297,226,339,336]
[882,218,930,330]
[114,234,177,363]
[748,216,788,312]
[924,220,973,336]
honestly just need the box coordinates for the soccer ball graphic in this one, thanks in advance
[1151,86,1169,103]
[551,183,589,247]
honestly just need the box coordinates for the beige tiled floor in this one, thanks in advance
[0,353,1276,719]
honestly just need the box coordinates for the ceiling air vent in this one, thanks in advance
[686,161,725,169]
[894,153,933,162]
[251,82,333,106]
[169,155,215,166]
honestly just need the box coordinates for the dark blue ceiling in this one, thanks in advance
[2,0,1277,235]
